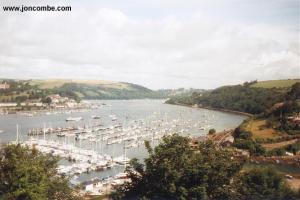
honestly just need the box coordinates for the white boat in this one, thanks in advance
[57,132,66,137]
[0,129,4,133]
[66,117,83,122]
[20,112,34,117]
[114,156,130,165]
[91,115,101,119]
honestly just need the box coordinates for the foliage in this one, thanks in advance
[208,129,216,135]
[234,139,266,156]
[286,82,300,100]
[266,148,286,156]
[232,127,265,155]
[41,97,52,105]
[0,144,80,200]
[286,141,300,154]
[113,135,298,200]
[167,83,287,114]
[113,134,243,200]
[233,126,252,140]
[266,141,300,156]
[0,79,204,101]
[250,79,300,89]
[232,167,299,200]
[166,81,300,116]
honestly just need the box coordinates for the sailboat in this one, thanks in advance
[114,139,130,165]
[66,117,83,122]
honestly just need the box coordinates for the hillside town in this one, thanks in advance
[0,92,88,115]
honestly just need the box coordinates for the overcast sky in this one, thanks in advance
[0,0,299,89]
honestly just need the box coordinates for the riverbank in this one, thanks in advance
[166,102,253,117]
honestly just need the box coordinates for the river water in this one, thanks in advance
[0,99,247,182]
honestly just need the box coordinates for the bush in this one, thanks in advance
[233,167,299,200]
[266,148,286,156]
[285,141,300,155]
[234,139,266,155]
[208,128,216,135]
[113,135,243,200]
[0,144,81,200]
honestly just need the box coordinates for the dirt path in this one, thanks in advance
[262,139,298,150]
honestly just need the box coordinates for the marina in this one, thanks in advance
[0,99,246,187]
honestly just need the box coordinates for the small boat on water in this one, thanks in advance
[109,114,117,121]
[57,132,66,137]
[114,156,130,165]
[19,112,34,117]
[66,117,83,122]
[0,129,4,134]
[91,115,101,119]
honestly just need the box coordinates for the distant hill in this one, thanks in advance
[250,79,300,89]
[0,79,204,102]
[27,79,156,100]
[166,79,300,115]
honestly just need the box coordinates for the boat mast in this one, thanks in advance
[16,124,19,144]
[43,122,46,141]
[123,137,127,168]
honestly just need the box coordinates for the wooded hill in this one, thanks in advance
[0,79,203,102]
[166,79,300,115]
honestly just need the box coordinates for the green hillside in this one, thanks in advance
[27,79,155,100]
[0,79,202,102]
[251,79,300,89]
[166,79,300,115]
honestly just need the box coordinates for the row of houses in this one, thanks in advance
[0,94,81,110]
[47,94,79,108]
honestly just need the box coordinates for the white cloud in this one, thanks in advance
[0,0,299,89]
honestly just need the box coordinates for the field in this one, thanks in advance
[243,119,285,139]
[251,79,300,89]
[29,79,130,90]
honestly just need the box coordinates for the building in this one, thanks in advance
[81,178,103,195]
[47,94,61,104]
[0,82,10,90]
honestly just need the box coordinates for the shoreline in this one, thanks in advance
[166,102,253,117]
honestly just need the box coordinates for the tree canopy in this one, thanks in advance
[113,134,299,200]
[0,144,80,200]
[232,167,299,200]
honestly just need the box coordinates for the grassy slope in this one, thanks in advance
[27,79,159,99]
[1,79,200,101]
[241,118,286,140]
[29,79,131,90]
[251,79,300,89]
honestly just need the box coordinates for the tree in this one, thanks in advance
[287,82,300,100]
[113,135,298,200]
[41,97,52,105]
[113,134,243,200]
[0,144,81,200]
[208,129,216,135]
[232,167,299,200]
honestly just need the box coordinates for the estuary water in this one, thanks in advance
[0,99,247,181]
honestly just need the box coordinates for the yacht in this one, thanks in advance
[66,117,83,122]
[91,115,101,119]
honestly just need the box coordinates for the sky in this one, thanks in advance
[0,0,299,89]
